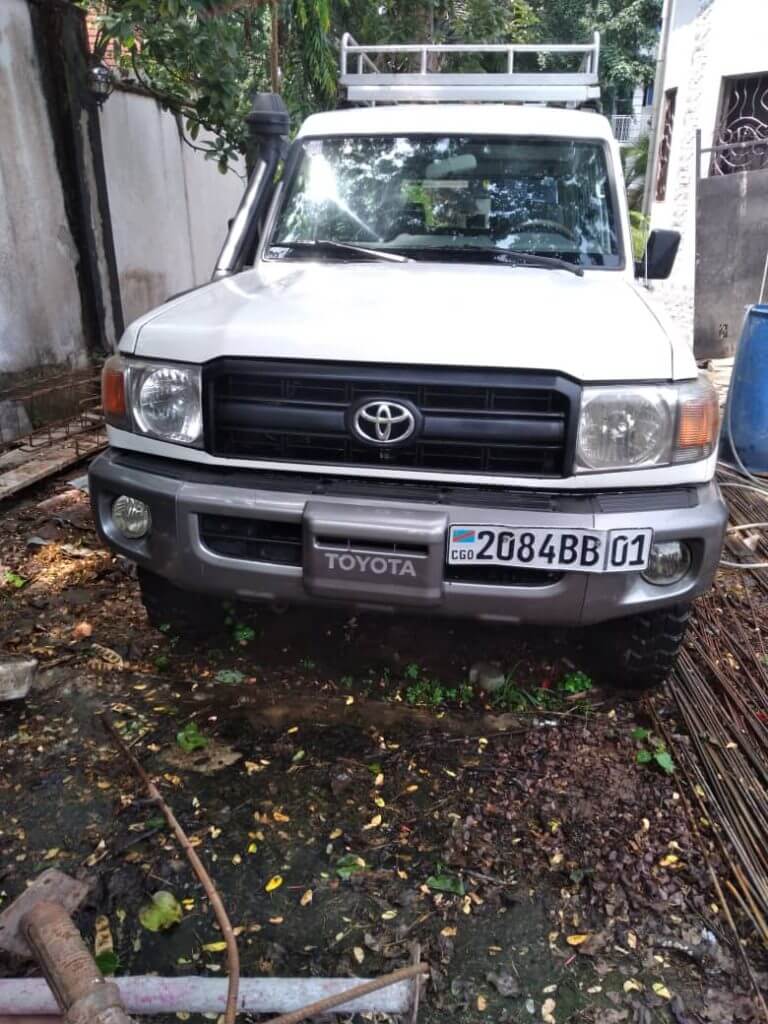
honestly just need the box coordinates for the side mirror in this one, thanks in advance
[634,229,681,280]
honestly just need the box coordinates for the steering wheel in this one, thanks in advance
[515,219,578,242]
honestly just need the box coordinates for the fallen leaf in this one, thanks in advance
[300,889,313,907]
[329,828,343,840]
[623,978,643,993]
[441,926,457,938]
[176,722,207,754]
[139,892,182,933]
[659,854,679,868]
[652,982,672,999]
[94,916,113,958]
[426,873,465,896]
[627,931,637,950]
[336,854,366,880]
[273,810,290,823]
[73,621,93,639]
[44,848,60,860]
[202,941,227,953]
[269,916,283,925]
[381,910,397,920]
[542,997,556,1024]
[353,946,365,964]
[265,875,283,893]
[566,934,590,946]
[477,995,487,1012]
[363,814,382,830]
[247,842,258,854]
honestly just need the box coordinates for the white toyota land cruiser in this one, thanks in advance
[90,35,726,687]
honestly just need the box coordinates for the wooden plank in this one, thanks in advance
[0,430,105,501]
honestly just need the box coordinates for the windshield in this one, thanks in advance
[268,135,622,268]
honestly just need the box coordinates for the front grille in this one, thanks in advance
[199,514,302,565]
[205,360,576,477]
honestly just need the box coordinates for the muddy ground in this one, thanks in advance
[1,472,766,1023]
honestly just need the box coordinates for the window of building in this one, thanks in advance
[655,89,677,201]
[712,74,768,176]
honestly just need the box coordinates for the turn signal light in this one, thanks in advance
[673,378,719,463]
[102,355,128,427]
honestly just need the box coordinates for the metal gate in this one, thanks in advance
[695,132,768,360]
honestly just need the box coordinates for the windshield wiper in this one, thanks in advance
[270,240,410,263]
[391,245,584,277]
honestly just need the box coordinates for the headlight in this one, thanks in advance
[102,357,203,444]
[130,363,202,445]
[575,377,718,473]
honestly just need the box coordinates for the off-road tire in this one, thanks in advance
[138,568,227,638]
[590,604,692,690]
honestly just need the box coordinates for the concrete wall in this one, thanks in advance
[650,0,768,350]
[0,0,88,378]
[99,87,245,326]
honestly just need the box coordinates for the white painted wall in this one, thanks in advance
[0,0,88,377]
[650,0,768,347]
[99,87,245,327]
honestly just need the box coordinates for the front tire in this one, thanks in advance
[589,604,691,690]
[137,568,226,638]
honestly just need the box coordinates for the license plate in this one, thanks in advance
[447,526,653,574]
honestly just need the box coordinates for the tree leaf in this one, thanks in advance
[176,721,207,753]
[426,873,465,895]
[336,854,366,880]
[95,950,119,975]
[139,891,182,932]
[654,751,676,775]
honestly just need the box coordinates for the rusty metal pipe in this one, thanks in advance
[21,903,133,1024]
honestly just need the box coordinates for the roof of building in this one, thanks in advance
[297,104,614,141]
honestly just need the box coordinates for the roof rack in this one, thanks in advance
[339,32,601,105]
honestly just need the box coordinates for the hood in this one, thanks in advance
[127,261,686,382]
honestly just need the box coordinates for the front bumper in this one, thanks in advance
[89,450,727,626]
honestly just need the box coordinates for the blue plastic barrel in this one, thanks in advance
[722,305,768,474]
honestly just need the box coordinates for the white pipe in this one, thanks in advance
[0,976,414,1016]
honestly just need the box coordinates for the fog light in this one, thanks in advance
[112,495,151,539]
[642,541,691,586]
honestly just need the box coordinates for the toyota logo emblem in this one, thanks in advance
[351,400,418,445]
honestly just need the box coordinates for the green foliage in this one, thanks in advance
[84,0,659,169]
[176,720,207,752]
[95,950,120,975]
[3,571,26,589]
[560,671,593,695]
[214,667,246,684]
[528,0,661,97]
[426,869,465,895]
[232,622,256,645]
[138,890,183,932]
[404,674,473,708]
[633,727,676,775]
[82,0,267,168]
[335,853,366,879]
